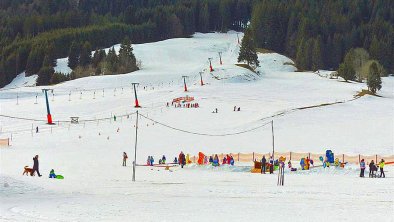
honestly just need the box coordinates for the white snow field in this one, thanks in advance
[0,32,393,221]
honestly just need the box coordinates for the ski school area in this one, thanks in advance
[0,32,393,221]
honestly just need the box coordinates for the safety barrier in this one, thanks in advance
[0,138,10,147]
[190,152,394,164]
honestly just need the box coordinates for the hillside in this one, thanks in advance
[0,32,393,221]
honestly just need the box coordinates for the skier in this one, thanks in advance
[379,159,385,178]
[174,157,178,164]
[123,152,128,166]
[261,155,267,174]
[32,155,42,177]
[162,155,166,164]
[230,156,234,165]
[234,106,236,111]
[114,115,116,121]
[359,159,365,177]
[147,156,151,165]
[209,156,213,164]
[36,126,39,133]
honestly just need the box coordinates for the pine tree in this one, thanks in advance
[105,47,118,73]
[68,41,80,69]
[296,38,306,70]
[79,41,92,67]
[312,37,323,71]
[338,62,355,82]
[37,66,54,86]
[199,2,209,32]
[238,29,259,68]
[118,37,138,73]
[26,46,44,76]
[45,42,57,68]
[367,62,382,94]
[92,49,106,68]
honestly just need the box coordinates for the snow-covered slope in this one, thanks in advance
[0,32,393,221]
[2,72,37,90]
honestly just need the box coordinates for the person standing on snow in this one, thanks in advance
[261,156,267,174]
[32,155,42,177]
[269,156,274,174]
[150,156,154,166]
[162,155,166,164]
[123,152,128,166]
[379,159,385,178]
[369,160,375,177]
[179,152,186,168]
[359,159,366,177]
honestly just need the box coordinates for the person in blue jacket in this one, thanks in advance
[360,159,366,177]
[49,169,56,178]
[150,156,154,166]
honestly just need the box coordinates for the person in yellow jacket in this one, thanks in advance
[379,159,385,178]
[186,154,191,164]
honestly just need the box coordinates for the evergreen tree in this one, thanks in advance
[238,29,259,68]
[367,62,382,94]
[199,2,210,32]
[295,38,306,70]
[26,46,44,76]
[79,41,92,67]
[118,37,138,73]
[36,66,54,86]
[92,49,106,68]
[338,62,355,82]
[68,41,80,69]
[45,42,57,68]
[312,37,323,71]
[105,47,118,73]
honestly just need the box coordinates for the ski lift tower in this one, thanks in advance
[208,58,213,72]
[42,89,54,124]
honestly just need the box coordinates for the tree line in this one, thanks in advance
[250,0,393,74]
[0,0,252,87]
[1,0,392,88]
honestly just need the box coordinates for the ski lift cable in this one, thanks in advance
[138,113,271,137]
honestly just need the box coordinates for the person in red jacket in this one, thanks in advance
[178,152,186,168]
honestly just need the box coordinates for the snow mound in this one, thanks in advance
[2,72,37,90]
[257,53,297,73]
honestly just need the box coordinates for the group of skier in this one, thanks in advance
[260,155,274,174]
[168,102,199,108]
[360,159,385,178]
